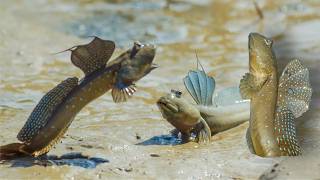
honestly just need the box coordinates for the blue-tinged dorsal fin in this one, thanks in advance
[183,54,215,106]
[69,37,115,76]
[277,59,312,118]
[183,70,215,106]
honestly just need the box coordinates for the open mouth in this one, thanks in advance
[157,101,167,106]
[157,99,178,113]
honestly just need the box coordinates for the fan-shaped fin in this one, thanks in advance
[111,84,137,103]
[183,70,215,106]
[239,72,266,99]
[17,77,78,143]
[277,59,312,118]
[70,37,115,76]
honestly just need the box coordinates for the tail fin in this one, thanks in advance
[183,70,215,106]
[0,143,26,160]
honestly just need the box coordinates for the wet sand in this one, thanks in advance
[0,0,320,179]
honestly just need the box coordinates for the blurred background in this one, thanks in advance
[0,0,319,179]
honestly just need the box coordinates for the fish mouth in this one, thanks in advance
[151,63,159,69]
[157,98,179,113]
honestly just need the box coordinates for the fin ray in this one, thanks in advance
[71,37,115,76]
[278,59,312,118]
[239,73,262,99]
[194,118,211,144]
[183,75,199,104]
[183,70,215,106]
[111,84,137,103]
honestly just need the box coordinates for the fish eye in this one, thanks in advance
[170,89,182,98]
[134,41,144,48]
[264,38,273,47]
[130,41,144,58]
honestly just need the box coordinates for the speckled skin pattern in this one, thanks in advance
[12,42,156,157]
[244,33,281,157]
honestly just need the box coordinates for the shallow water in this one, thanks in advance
[0,0,320,179]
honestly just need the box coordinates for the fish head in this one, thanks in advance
[248,33,276,75]
[157,90,201,132]
[117,41,157,85]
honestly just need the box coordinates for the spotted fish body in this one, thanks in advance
[0,37,157,158]
[240,33,312,157]
[17,78,79,144]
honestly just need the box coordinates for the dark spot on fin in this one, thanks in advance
[194,118,211,144]
[278,59,312,118]
[17,77,78,143]
[70,37,115,76]
[274,107,301,156]
[111,84,137,103]
[239,73,265,99]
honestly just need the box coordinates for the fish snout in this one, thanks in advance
[156,96,179,113]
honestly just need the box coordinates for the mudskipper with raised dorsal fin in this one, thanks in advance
[157,61,250,143]
[0,37,157,159]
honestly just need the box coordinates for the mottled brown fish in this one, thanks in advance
[157,69,250,143]
[240,33,312,157]
[0,37,157,159]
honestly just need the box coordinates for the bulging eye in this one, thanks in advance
[170,89,182,98]
[130,41,144,58]
[264,38,273,47]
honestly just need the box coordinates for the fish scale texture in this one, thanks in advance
[275,59,312,156]
[17,77,78,143]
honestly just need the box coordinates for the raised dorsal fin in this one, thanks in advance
[183,70,215,106]
[70,37,115,76]
[274,59,312,156]
[17,77,78,143]
[277,59,312,118]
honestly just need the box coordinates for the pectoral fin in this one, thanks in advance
[278,59,312,118]
[194,118,211,144]
[239,73,266,99]
[111,84,137,103]
[70,37,115,76]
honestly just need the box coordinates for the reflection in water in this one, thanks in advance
[137,134,181,145]
[3,152,108,169]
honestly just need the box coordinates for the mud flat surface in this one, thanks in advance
[0,0,319,179]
